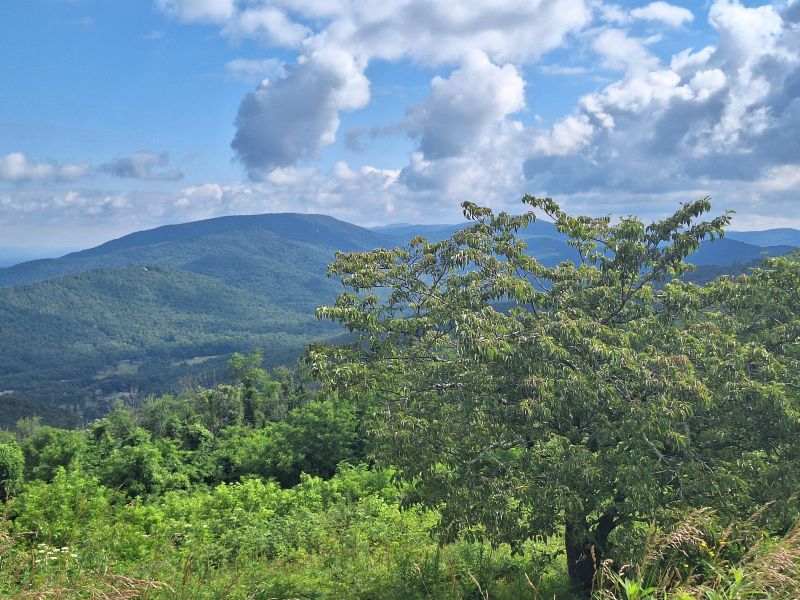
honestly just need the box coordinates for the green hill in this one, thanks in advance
[0,213,391,290]
[0,266,338,418]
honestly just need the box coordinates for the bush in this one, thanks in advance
[0,441,24,501]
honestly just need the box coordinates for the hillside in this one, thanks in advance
[0,266,338,418]
[0,211,796,420]
[0,213,391,292]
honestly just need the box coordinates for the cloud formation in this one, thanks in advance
[630,2,693,28]
[524,0,800,204]
[100,152,184,181]
[403,51,525,160]
[231,47,369,176]
[141,0,800,229]
[218,0,590,176]
[0,153,90,183]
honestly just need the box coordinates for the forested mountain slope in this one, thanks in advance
[0,211,796,420]
[0,266,337,417]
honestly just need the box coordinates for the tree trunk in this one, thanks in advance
[565,514,595,593]
[565,511,617,594]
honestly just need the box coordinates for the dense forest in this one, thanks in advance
[0,197,798,598]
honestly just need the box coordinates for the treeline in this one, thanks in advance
[0,350,362,497]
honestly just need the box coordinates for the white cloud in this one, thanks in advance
[339,0,592,66]
[523,0,800,218]
[231,46,369,176]
[0,153,90,183]
[533,115,595,156]
[0,189,129,216]
[403,51,525,159]
[156,0,591,178]
[155,0,234,23]
[141,0,800,229]
[592,28,660,71]
[630,2,694,28]
[222,7,310,47]
[670,46,715,74]
[689,69,727,102]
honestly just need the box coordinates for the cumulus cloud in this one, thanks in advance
[160,0,590,178]
[338,0,592,66]
[0,153,90,183]
[403,51,525,160]
[100,152,184,181]
[592,29,660,71]
[231,47,369,176]
[141,0,800,228]
[524,0,800,206]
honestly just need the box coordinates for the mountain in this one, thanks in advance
[374,221,794,267]
[1,212,796,421]
[685,238,794,265]
[726,228,800,247]
[0,213,390,291]
[0,213,390,417]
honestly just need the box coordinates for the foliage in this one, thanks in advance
[0,463,577,599]
[312,196,800,592]
[0,266,337,416]
[0,204,797,598]
[0,441,23,501]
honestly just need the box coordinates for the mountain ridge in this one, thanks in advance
[0,211,796,420]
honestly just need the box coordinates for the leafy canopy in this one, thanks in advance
[312,195,800,591]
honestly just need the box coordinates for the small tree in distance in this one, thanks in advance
[310,195,799,594]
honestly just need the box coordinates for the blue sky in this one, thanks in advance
[1,0,799,247]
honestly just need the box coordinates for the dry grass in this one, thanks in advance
[596,508,800,599]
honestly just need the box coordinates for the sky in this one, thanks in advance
[1,0,800,248]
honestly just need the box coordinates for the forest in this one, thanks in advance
[0,197,798,599]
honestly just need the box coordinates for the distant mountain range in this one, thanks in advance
[0,213,796,425]
[0,246,78,268]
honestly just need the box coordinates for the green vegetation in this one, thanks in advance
[0,266,339,418]
[0,201,798,598]
[313,197,799,595]
[0,357,578,599]
[0,212,794,421]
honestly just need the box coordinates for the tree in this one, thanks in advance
[0,441,24,501]
[228,349,282,425]
[311,196,800,593]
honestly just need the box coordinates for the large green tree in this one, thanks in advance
[311,196,800,592]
